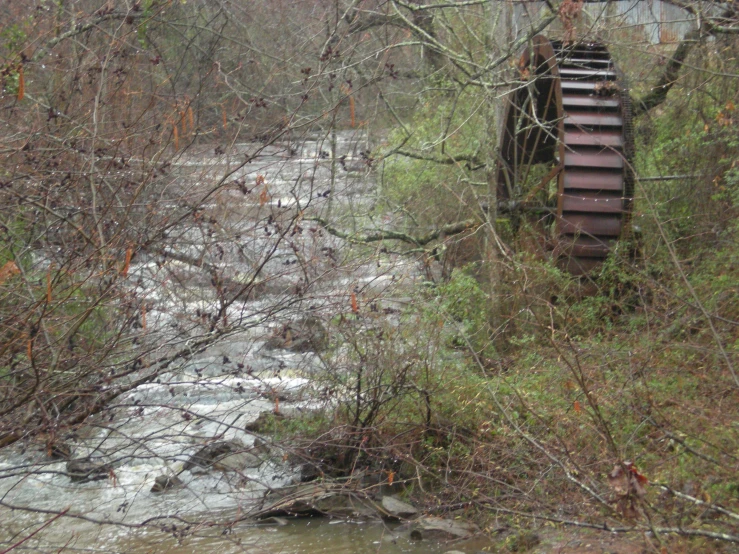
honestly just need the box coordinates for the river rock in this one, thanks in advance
[183,440,243,471]
[150,474,184,493]
[250,482,382,519]
[381,496,418,519]
[244,410,285,433]
[212,440,271,471]
[254,516,289,526]
[47,442,73,460]
[263,316,328,352]
[184,439,270,472]
[66,458,112,483]
[410,516,478,540]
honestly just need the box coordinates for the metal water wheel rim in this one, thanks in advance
[496,35,634,276]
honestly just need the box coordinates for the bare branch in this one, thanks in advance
[307,216,477,247]
[393,149,484,169]
[635,30,700,115]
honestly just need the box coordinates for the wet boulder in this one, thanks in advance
[244,410,286,433]
[408,516,478,541]
[263,316,327,353]
[151,474,184,493]
[184,439,270,472]
[255,516,289,526]
[213,440,271,471]
[47,442,73,460]
[381,496,418,519]
[250,482,382,519]
[183,440,242,471]
[66,458,112,483]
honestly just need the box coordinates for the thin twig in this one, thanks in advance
[0,507,70,554]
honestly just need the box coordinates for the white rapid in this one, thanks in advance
[0,131,439,554]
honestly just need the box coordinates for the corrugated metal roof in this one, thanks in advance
[510,0,698,44]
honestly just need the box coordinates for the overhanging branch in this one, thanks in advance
[32,11,152,63]
[634,29,700,115]
[394,149,485,169]
[307,217,477,247]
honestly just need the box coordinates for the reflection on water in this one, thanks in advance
[122,519,447,554]
[1,513,455,554]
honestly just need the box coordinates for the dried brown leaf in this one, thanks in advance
[17,66,24,101]
[0,260,20,284]
[122,247,133,277]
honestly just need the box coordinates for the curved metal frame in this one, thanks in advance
[497,35,634,276]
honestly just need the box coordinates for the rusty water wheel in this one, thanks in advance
[496,35,634,276]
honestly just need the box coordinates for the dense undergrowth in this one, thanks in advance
[273,37,739,552]
[2,3,738,551]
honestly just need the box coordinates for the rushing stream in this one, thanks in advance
[0,132,459,554]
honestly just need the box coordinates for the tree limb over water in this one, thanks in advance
[307,217,477,248]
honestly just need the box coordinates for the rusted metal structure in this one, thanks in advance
[497,35,633,275]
